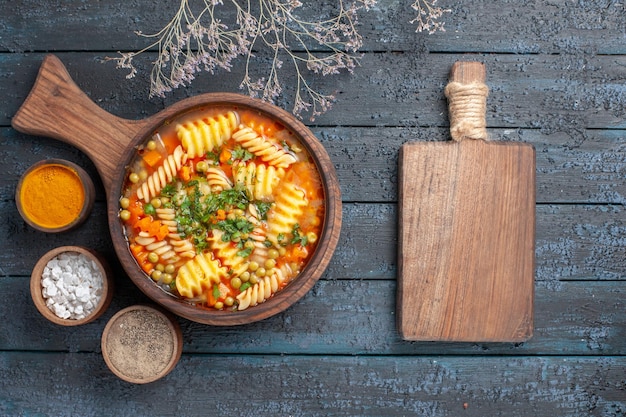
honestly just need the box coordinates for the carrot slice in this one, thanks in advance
[160,133,180,154]
[219,148,232,164]
[180,166,191,182]
[156,224,170,241]
[134,216,153,232]
[143,150,163,167]
[148,219,161,236]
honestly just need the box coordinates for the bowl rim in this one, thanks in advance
[101,304,183,384]
[107,93,342,326]
[30,245,114,326]
[16,158,96,233]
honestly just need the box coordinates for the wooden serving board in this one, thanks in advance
[397,62,535,342]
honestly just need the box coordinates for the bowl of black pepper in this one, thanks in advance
[101,305,183,384]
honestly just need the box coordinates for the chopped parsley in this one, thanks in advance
[291,223,308,246]
[237,247,253,258]
[254,201,272,220]
[143,203,156,215]
[230,145,254,163]
[215,217,255,243]
[205,150,220,164]
[160,183,177,197]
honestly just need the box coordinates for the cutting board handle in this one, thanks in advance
[11,54,149,192]
[444,61,489,141]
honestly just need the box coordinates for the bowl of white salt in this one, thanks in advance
[30,246,114,326]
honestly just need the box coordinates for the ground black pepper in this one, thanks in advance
[105,308,175,381]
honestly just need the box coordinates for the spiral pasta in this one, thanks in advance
[135,232,177,261]
[236,265,292,311]
[232,126,297,168]
[176,111,240,158]
[176,252,227,300]
[156,207,196,258]
[246,204,270,265]
[232,161,285,202]
[137,145,187,203]
[210,230,250,277]
[266,182,308,247]
[206,167,233,192]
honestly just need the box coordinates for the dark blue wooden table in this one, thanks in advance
[1,1,625,415]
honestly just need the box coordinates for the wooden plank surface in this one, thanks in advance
[2,353,625,417]
[1,201,626,282]
[2,0,625,54]
[2,52,625,130]
[2,278,624,355]
[1,0,625,414]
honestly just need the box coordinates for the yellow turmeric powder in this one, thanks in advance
[19,163,85,229]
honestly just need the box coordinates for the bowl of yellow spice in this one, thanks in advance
[16,159,95,233]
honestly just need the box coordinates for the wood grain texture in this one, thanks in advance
[2,277,624,356]
[1,0,625,412]
[398,141,536,341]
[397,62,536,342]
[2,0,624,54]
[2,52,625,130]
[1,352,625,417]
[10,54,147,192]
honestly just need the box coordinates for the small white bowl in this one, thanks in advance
[30,246,113,326]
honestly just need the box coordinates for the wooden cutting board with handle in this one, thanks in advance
[397,61,535,342]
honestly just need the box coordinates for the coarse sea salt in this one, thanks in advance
[41,251,103,320]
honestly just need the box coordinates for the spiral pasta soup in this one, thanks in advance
[119,106,324,311]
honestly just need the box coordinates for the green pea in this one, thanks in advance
[268,248,279,259]
[224,296,235,307]
[161,273,173,285]
[248,262,259,272]
[119,210,131,221]
[120,197,130,209]
[150,198,162,209]
[249,275,259,285]
[196,161,208,172]
[230,277,242,289]
[265,259,276,269]
[164,264,175,274]
[147,252,159,264]
[146,140,157,151]
[151,270,162,281]
[214,301,224,310]
[240,271,250,282]
[129,173,140,183]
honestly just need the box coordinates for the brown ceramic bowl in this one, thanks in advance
[108,96,343,326]
[101,305,183,384]
[16,159,95,233]
[30,246,114,326]
[13,55,342,327]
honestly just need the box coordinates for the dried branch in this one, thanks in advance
[107,0,449,120]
